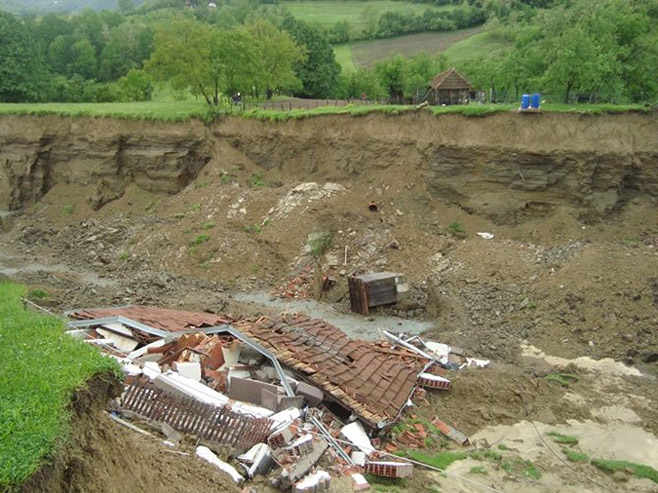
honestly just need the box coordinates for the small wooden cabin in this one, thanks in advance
[428,68,476,105]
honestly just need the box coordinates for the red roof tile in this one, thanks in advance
[70,306,427,427]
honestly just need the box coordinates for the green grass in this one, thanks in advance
[470,466,487,475]
[546,431,579,445]
[543,373,579,388]
[334,44,357,72]
[443,31,512,63]
[0,101,651,125]
[247,172,266,188]
[562,448,589,463]
[282,0,455,29]
[191,234,210,245]
[402,450,469,470]
[61,204,74,215]
[0,101,209,122]
[200,221,215,231]
[0,282,120,490]
[501,457,542,480]
[339,27,483,69]
[591,459,658,483]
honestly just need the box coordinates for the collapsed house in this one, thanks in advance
[66,305,488,490]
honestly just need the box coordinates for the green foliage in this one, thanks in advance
[448,221,465,238]
[402,449,468,469]
[27,288,49,299]
[220,172,237,184]
[201,222,215,231]
[501,458,542,480]
[591,459,658,483]
[146,18,261,106]
[546,431,579,445]
[191,233,210,245]
[283,18,342,98]
[562,448,589,463]
[189,202,203,211]
[366,474,408,491]
[470,466,487,475]
[308,230,333,258]
[543,373,579,388]
[0,281,120,489]
[118,251,130,261]
[61,203,74,215]
[0,11,48,102]
[498,443,510,451]
[247,172,266,188]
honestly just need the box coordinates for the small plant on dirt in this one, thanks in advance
[197,261,209,270]
[61,204,74,215]
[448,221,466,238]
[546,431,579,445]
[308,230,333,258]
[501,458,542,480]
[27,289,48,299]
[201,221,216,230]
[144,200,158,213]
[543,373,579,388]
[174,213,186,219]
[243,224,262,234]
[470,466,487,475]
[189,202,202,212]
[470,449,502,462]
[118,251,129,261]
[191,234,210,246]
[247,172,266,188]
[220,172,236,184]
[498,443,510,451]
[562,448,589,463]
[366,475,408,492]
[592,459,658,483]
[195,181,208,189]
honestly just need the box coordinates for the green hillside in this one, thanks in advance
[282,0,456,29]
[334,26,483,70]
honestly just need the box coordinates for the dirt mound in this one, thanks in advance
[20,375,239,493]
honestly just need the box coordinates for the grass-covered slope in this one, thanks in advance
[0,282,120,491]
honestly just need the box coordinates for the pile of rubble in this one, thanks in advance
[66,304,489,491]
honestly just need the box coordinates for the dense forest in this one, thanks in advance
[0,0,657,104]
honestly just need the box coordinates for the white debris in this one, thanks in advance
[352,473,371,491]
[294,469,331,493]
[476,232,494,240]
[196,446,244,484]
[340,421,375,455]
[174,361,202,382]
[237,443,274,478]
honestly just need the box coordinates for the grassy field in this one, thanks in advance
[0,282,120,491]
[0,101,209,121]
[0,101,650,123]
[282,0,455,29]
[443,30,512,62]
[334,44,356,72]
[334,27,482,69]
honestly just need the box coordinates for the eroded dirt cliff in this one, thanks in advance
[2,111,658,223]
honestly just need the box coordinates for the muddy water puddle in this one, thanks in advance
[233,291,434,340]
[0,252,117,288]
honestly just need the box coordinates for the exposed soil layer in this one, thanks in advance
[20,375,239,493]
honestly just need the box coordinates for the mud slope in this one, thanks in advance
[20,375,239,493]
[2,111,658,223]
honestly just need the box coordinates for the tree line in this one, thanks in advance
[1,0,657,105]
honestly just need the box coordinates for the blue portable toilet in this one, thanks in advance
[521,94,530,110]
[530,93,541,109]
